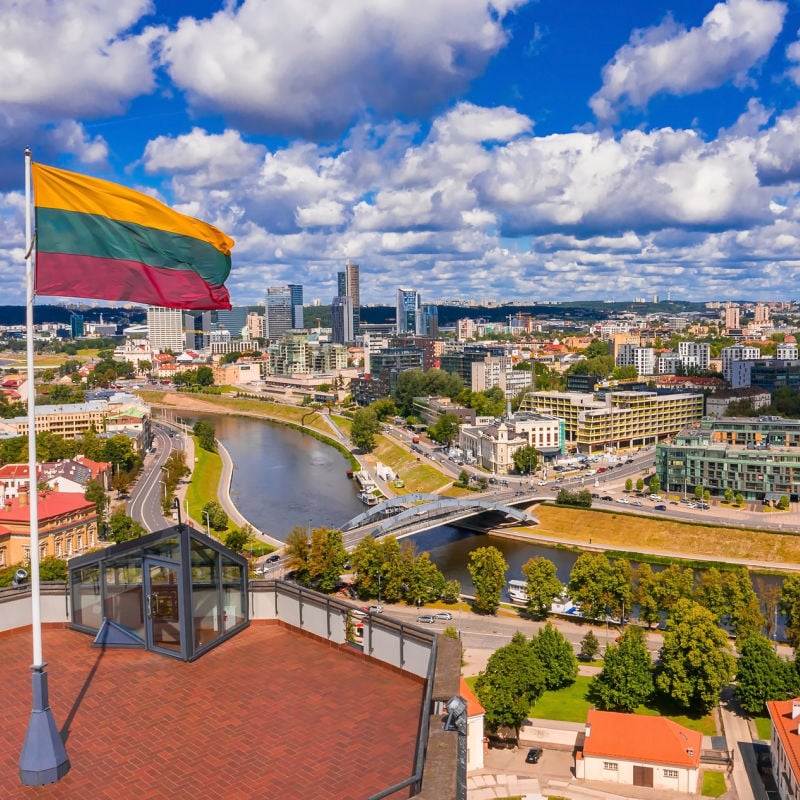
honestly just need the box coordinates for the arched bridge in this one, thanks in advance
[341,492,538,542]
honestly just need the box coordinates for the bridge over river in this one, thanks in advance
[337,490,541,552]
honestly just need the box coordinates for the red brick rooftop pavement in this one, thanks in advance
[1,623,424,799]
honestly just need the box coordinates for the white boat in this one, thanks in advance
[359,490,380,506]
[507,579,528,605]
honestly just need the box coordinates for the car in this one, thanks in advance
[654,504,667,511]
[416,614,435,624]
[670,500,679,505]
[365,604,384,613]
[615,497,628,504]
[625,458,634,464]
[266,554,280,563]
[697,501,710,510]
[525,748,542,764]
[601,495,613,501]
[433,611,453,621]
[590,493,600,499]
[629,500,643,506]
[538,480,548,486]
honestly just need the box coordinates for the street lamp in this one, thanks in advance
[202,510,211,537]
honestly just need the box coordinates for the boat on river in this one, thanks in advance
[506,580,583,617]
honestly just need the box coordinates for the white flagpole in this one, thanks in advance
[19,148,70,785]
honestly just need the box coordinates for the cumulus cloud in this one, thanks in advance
[754,105,800,183]
[590,0,786,123]
[142,128,266,188]
[0,0,163,118]
[161,0,529,137]
[43,121,109,165]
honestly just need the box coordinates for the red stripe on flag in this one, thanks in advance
[35,253,231,310]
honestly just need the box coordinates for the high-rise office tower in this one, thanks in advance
[289,284,304,329]
[337,261,360,336]
[216,307,249,338]
[70,312,84,338]
[418,304,438,337]
[147,306,185,352]
[331,295,354,344]
[264,286,294,340]
[183,311,211,351]
[396,288,421,334]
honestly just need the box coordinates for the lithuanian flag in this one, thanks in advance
[32,163,233,310]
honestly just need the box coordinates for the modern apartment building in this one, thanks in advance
[678,341,710,371]
[147,306,184,353]
[724,302,741,332]
[721,345,761,386]
[616,345,655,376]
[471,356,534,398]
[519,390,703,453]
[751,360,800,393]
[216,307,249,338]
[183,310,211,350]
[655,416,800,502]
[267,334,347,376]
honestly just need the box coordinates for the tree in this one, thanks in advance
[694,567,727,622]
[428,413,461,446]
[224,528,248,552]
[521,557,563,618]
[350,408,381,452]
[193,420,217,452]
[39,556,68,581]
[106,510,145,543]
[568,552,613,621]
[634,563,661,627]
[656,599,736,712]
[512,445,539,475]
[648,476,661,495]
[590,626,654,712]
[779,495,790,510]
[781,574,800,648]
[474,632,545,738]
[724,488,734,504]
[468,546,508,615]
[579,629,600,661]
[441,579,461,604]
[308,527,349,593]
[350,534,383,599]
[284,525,312,586]
[635,478,644,492]
[369,398,398,421]
[84,478,108,526]
[735,492,745,506]
[652,563,694,614]
[723,567,765,639]
[202,500,229,531]
[625,478,633,492]
[530,622,578,690]
[195,365,214,386]
[735,632,800,715]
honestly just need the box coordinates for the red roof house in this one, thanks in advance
[575,709,701,793]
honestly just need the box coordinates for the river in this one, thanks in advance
[192,412,786,623]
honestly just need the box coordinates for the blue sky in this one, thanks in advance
[3,0,800,307]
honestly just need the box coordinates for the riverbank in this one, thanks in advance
[146,390,800,571]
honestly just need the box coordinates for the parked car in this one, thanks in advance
[365,604,384,613]
[266,554,280,563]
[433,611,453,621]
[416,614,435,624]
[525,748,542,764]
[601,495,613,501]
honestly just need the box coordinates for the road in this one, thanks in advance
[127,421,183,532]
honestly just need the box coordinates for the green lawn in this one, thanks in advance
[754,715,772,740]
[465,673,716,734]
[702,770,727,797]
[186,437,227,534]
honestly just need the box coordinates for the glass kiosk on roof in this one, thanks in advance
[69,525,249,661]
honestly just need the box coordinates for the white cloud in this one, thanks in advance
[43,121,109,165]
[0,0,163,118]
[590,0,786,123]
[161,0,529,137]
[142,128,266,188]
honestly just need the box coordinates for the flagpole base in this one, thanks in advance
[19,665,70,786]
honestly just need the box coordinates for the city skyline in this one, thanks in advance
[3,1,800,307]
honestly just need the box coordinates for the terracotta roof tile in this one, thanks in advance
[767,698,800,782]
[584,709,701,768]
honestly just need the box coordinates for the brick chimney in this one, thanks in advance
[18,486,29,506]
[791,700,800,720]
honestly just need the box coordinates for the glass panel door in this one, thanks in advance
[144,558,183,657]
